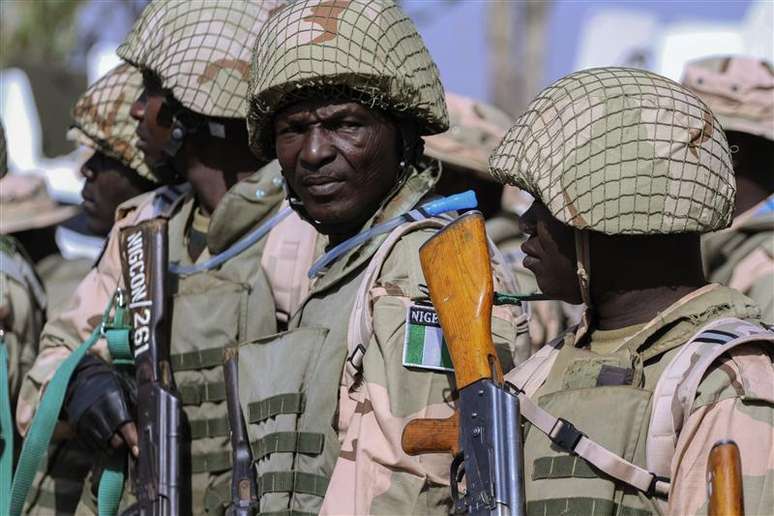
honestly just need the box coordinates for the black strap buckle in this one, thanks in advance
[549,418,584,452]
[647,473,671,499]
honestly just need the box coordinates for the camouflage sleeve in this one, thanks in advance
[15,200,153,436]
[668,343,774,515]
[321,230,519,515]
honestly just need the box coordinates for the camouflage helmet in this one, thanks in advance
[117,0,284,119]
[424,92,512,180]
[247,0,449,159]
[682,56,774,142]
[68,63,159,183]
[0,121,6,179]
[489,67,735,235]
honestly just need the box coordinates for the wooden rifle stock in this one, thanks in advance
[708,440,744,516]
[402,212,501,456]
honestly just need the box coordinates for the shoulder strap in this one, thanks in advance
[506,330,567,397]
[261,204,319,323]
[646,317,774,479]
[344,217,449,383]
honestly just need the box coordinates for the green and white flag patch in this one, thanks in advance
[403,303,453,372]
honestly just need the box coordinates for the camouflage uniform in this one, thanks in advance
[490,68,773,514]
[424,92,576,351]
[683,56,774,323]
[23,62,166,516]
[17,2,287,514]
[241,2,528,514]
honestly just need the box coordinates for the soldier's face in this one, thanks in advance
[130,75,174,166]
[519,200,583,304]
[80,151,151,236]
[274,100,401,232]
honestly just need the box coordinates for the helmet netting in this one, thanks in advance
[69,63,157,183]
[117,0,284,119]
[247,0,448,160]
[489,67,735,235]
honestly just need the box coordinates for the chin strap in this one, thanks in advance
[574,228,594,341]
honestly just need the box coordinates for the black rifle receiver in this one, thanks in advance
[224,347,258,515]
[119,218,181,516]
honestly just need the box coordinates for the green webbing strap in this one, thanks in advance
[0,338,13,516]
[252,432,324,462]
[179,381,226,405]
[532,455,598,480]
[257,471,329,498]
[190,431,325,473]
[170,346,224,371]
[526,498,652,516]
[8,292,128,516]
[189,414,230,440]
[248,393,305,424]
[97,454,126,516]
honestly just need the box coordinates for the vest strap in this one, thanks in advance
[248,393,306,424]
[189,415,230,440]
[190,432,325,473]
[532,455,598,480]
[252,432,324,462]
[257,471,329,498]
[170,346,224,371]
[179,381,226,405]
[517,392,670,498]
[526,497,652,516]
[203,480,230,514]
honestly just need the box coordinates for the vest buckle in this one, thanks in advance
[549,418,584,452]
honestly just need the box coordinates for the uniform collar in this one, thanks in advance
[306,161,440,296]
[574,283,761,361]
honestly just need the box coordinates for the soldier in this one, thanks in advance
[16,1,291,513]
[490,67,773,514]
[682,56,774,323]
[38,63,163,318]
[425,92,576,350]
[239,1,528,513]
[24,63,166,516]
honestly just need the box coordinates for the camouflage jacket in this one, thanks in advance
[505,284,773,515]
[703,196,774,324]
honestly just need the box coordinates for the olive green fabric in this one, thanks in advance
[489,67,735,235]
[247,0,449,159]
[117,0,284,118]
[68,63,156,183]
[682,56,774,142]
[22,440,93,516]
[519,286,761,515]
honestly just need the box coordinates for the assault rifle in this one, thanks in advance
[119,219,182,515]
[223,347,258,515]
[401,212,525,516]
[707,440,744,516]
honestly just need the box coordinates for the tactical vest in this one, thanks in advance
[508,314,774,516]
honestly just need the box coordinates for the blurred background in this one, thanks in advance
[0,0,770,201]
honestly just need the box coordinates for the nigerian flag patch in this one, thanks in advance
[402,303,453,372]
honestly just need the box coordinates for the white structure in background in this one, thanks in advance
[0,68,85,205]
[574,0,771,82]
[87,42,122,84]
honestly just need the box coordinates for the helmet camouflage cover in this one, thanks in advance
[117,0,284,119]
[69,63,158,183]
[247,0,449,159]
[424,92,512,179]
[490,67,735,235]
[682,56,774,142]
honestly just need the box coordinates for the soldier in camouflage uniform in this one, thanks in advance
[425,92,576,351]
[38,63,163,319]
[240,1,528,514]
[16,1,291,514]
[490,67,773,515]
[23,62,167,516]
[683,56,774,323]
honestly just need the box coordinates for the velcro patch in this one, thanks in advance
[403,303,453,373]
